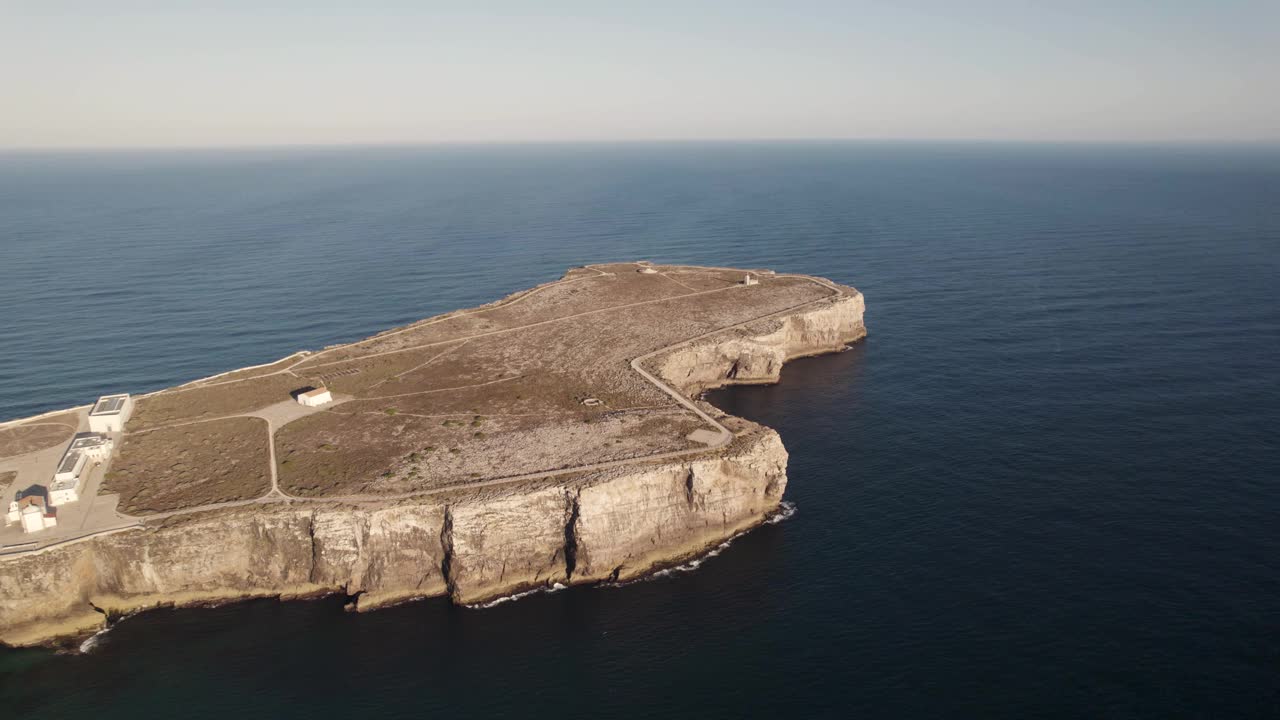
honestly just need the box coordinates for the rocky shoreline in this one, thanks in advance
[0,283,865,648]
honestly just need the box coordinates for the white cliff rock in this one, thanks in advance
[0,283,865,647]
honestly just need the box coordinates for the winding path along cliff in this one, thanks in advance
[0,263,865,647]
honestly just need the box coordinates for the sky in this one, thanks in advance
[2,1,1277,148]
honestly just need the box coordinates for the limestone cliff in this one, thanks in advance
[653,290,866,395]
[0,283,865,648]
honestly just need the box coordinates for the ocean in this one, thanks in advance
[0,142,1277,718]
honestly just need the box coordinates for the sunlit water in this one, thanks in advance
[1,143,1278,718]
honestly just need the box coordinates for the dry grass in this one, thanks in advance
[290,265,688,367]
[0,413,79,458]
[105,416,271,514]
[189,353,305,386]
[659,268,757,291]
[277,407,701,497]
[269,266,831,498]
[130,374,301,431]
[15,263,843,506]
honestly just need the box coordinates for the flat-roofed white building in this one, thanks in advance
[53,450,86,484]
[50,451,88,505]
[4,501,19,527]
[68,432,113,461]
[47,434,110,506]
[49,480,84,506]
[50,472,86,506]
[296,387,332,407]
[88,393,133,433]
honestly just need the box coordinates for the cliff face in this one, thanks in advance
[655,291,866,395]
[571,430,788,585]
[0,286,865,648]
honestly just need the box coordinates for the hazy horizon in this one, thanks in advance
[4,1,1278,149]
[5,138,1280,155]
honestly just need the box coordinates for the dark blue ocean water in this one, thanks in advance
[1,143,1278,718]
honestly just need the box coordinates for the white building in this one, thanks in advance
[53,450,86,484]
[50,462,86,506]
[47,434,111,506]
[68,432,113,461]
[16,496,56,534]
[4,501,18,526]
[296,387,332,407]
[50,452,88,506]
[88,393,133,433]
[742,274,759,286]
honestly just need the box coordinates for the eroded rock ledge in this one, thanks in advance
[0,281,865,648]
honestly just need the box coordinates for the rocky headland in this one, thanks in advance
[0,263,865,647]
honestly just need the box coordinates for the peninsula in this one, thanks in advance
[0,263,866,647]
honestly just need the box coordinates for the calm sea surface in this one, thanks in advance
[1,143,1278,718]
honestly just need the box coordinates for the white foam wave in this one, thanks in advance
[465,502,798,605]
[766,500,797,524]
[615,500,798,584]
[465,582,567,609]
[77,626,111,654]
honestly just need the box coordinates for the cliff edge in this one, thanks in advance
[0,264,865,647]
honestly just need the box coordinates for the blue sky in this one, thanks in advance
[3,1,1277,147]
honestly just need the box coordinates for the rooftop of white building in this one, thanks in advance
[90,394,130,416]
[56,451,84,476]
[69,433,111,451]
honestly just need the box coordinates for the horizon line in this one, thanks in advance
[3,136,1280,154]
